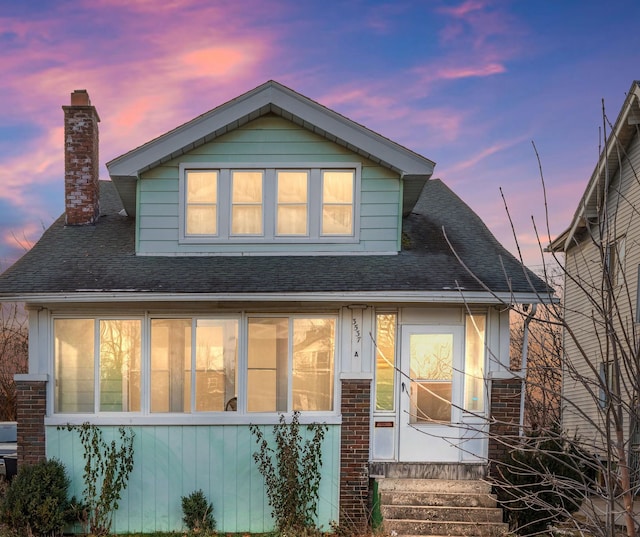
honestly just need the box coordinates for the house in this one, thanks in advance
[549,81,640,463]
[0,81,548,533]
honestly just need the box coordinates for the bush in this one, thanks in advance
[495,430,596,535]
[250,411,328,533]
[0,458,74,537]
[181,489,216,534]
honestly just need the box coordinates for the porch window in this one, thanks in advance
[54,318,141,413]
[375,313,396,411]
[463,313,486,412]
[247,316,335,412]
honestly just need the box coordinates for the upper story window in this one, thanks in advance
[180,163,360,243]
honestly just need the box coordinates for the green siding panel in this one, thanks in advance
[46,424,340,534]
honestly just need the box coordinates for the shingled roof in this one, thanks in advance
[0,179,549,303]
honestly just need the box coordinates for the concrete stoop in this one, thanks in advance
[377,478,508,537]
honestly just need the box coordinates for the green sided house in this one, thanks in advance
[0,81,548,533]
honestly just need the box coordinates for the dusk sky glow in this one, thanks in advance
[1,0,639,271]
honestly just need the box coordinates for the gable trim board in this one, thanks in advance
[0,82,552,533]
[107,81,434,218]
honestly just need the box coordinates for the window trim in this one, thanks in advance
[179,162,361,244]
[47,312,341,425]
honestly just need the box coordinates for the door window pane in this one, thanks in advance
[409,333,453,423]
[54,319,95,413]
[247,318,288,412]
[322,171,354,235]
[375,314,396,411]
[292,318,335,411]
[150,319,191,412]
[195,319,238,412]
[464,314,486,412]
[277,171,308,235]
[232,171,263,234]
[186,170,217,235]
[99,320,141,412]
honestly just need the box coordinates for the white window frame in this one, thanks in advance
[179,162,361,244]
[46,311,341,426]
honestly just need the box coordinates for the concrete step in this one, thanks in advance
[384,519,509,537]
[382,505,503,523]
[381,490,497,508]
[377,478,492,495]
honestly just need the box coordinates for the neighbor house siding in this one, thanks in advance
[562,131,640,444]
[47,424,340,534]
[137,115,401,255]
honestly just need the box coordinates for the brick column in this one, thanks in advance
[15,377,47,466]
[340,378,371,530]
[488,376,522,474]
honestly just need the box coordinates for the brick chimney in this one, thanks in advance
[63,89,101,225]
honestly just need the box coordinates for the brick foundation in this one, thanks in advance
[488,376,522,473]
[339,378,371,530]
[16,379,47,466]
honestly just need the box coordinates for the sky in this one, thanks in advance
[0,0,639,273]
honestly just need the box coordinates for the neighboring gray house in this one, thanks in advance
[550,81,640,453]
[0,81,548,534]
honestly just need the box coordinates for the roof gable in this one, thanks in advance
[106,81,435,217]
[551,80,640,252]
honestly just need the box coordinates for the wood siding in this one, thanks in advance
[47,424,340,534]
[562,131,640,443]
[137,115,401,255]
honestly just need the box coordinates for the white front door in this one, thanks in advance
[398,325,464,462]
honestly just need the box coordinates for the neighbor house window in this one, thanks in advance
[463,313,486,412]
[185,170,218,235]
[54,318,141,413]
[231,171,263,235]
[322,170,354,235]
[277,171,308,235]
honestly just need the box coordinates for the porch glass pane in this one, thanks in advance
[409,333,453,423]
[247,318,288,412]
[99,320,141,412]
[150,319,191,413]
[195,319,238,412]
[54,319,95,413]
[375,314,396,411]
[292,318,335,411]
[464,314,486,412]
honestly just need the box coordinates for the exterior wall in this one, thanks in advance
[16,377,47,466]
[487,376,522,472]
[562,131,640,445]
[47,424,340,533]
[137,115,401,255]
[339,378,371,529]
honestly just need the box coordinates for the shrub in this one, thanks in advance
[62,423,135,536]
[250,411,328,533]
[495,430,596,535]
[0,458,74,537]
[181,489,216,534]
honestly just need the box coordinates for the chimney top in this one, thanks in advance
[70,89,90,106]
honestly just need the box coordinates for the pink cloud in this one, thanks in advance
[437,62,506,80]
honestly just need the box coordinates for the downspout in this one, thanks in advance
[520,303,537,436]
